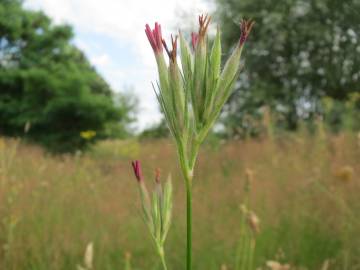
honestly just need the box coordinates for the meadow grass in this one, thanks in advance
[0,130,359,270]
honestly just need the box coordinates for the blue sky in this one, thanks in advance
[24,0,210,130]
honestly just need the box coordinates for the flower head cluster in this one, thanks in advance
[145,16,253,170]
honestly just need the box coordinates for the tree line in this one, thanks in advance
[215,0,360,137]
[0,0,134,152]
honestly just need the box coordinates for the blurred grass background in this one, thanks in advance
[0,128,359,270]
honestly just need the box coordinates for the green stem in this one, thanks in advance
[239,227,248,270]
[189,139,201,170]
[248,239,255,270]
[178,137,199,270]
[158,246,168,270]
[160,254,168,270]
[186,175,193,270]
[235,216,246,270]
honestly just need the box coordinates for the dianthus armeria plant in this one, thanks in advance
[132,15,253,270]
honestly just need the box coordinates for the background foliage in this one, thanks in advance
[0,0,134,152]
[214,0,360,138]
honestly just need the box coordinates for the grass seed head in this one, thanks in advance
[266,261,291,270]
[84,242,93,269]
[248,211,260,234]
[334,165,354,183]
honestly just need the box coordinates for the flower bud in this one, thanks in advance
[193,15,211,124]
[163,35,185,131]
[145,23,169,98]
[131,160,153,231]
[155,168,161,184]
[145,23,163,54]
[154,167,163,197]
[204,27,222,119]
[239,19,255,46]
[213,20,254,115]
[131,160,143,182]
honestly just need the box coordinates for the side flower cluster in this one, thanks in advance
[131,161,173,254]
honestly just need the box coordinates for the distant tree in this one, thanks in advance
[0,0,134,152]
[139,119,170,140]
[214,0,360,135]
[104,91,138,139]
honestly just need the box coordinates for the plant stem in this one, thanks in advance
[248,239,256,270]
[160,254,168,270]
[185,174,193,270]
[178,137,199,270]
[158,246,168,270]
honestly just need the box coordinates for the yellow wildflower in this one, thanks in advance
[80,130,96,140]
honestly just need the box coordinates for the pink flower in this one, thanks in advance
[191,32,199,50]
[145,23,163,54]
[131,160,143,182]
[240,19,255,46]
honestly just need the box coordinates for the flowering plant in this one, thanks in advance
[132,15,253,270]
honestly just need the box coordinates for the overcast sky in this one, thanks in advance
[23,0,211,131]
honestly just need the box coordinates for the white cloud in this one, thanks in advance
[90,53,110,67]
[24,0,211,130]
